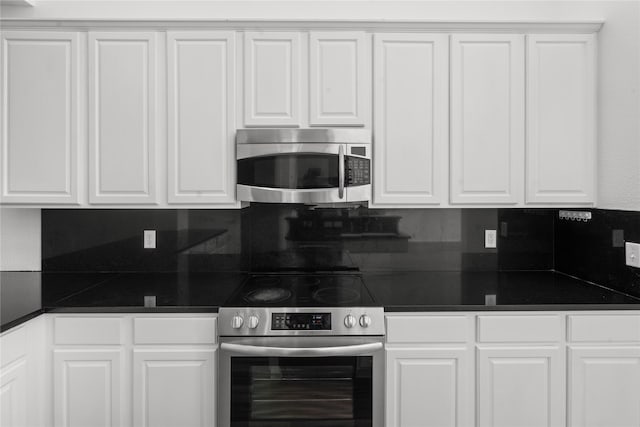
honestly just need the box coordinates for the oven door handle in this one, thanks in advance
[220,341,382,357]
[338,145,345,199]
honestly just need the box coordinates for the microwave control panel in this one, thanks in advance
[272,313,331,330]
[347,157,370,186]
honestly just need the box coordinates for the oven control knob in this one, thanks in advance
[359,315,371,328]
[344,314,356,328]
[248,315,259,329]
[231,315,244,329]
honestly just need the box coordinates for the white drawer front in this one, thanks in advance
[477,315,561,343]
[386,315,471,344]
[54,317,123,345]
[1,326,26,368]
[568,314,640,343]
[134,317,216,345]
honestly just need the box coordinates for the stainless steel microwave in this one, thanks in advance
[236,128,371,204]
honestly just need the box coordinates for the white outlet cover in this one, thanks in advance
[485,230,497,249]
[144,230,156,249]
[625,242,640,268]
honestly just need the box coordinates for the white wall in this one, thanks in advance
[0,208,41,271]
[1,0,639,211]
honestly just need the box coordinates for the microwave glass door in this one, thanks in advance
[230,356,373,427]
[238,153,340,190]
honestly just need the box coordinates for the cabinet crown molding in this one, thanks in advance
[0,19,604,33]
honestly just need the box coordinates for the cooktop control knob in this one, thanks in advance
[248,315,259,329]
[359,314,371,328]
[231,315,244,329]
[344,314,356,328]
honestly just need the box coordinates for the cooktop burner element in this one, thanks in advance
[223,273,378,308]
[312,286,360,305]
[244,287,292,304]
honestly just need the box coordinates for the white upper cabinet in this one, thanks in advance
[244,32,301,127]
[450,34,525,204]
[167,31,237,205]
[0,31,79,204]
[372,34,448,206]
[309,32,368,126]
[526,34,596,204]
[88,32,158,204]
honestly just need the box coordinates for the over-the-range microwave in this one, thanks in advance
[236,128,371,204]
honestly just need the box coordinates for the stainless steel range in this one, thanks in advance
[218,273,384,427]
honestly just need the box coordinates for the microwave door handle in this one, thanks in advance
[220,341,382,357]
[338,145,345,199]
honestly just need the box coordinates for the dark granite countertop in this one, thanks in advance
[2,270,639,333]
[364,271,640,311]
[1,272,246,332]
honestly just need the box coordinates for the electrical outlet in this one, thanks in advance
[144,230,156,249]
[625,242,640,268]
[485,230,497,249]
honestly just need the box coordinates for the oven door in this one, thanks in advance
[218,336,384,427]
[236,144,370,204]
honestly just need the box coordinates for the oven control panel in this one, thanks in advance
[218,307,384,336]
[272,313,331,330]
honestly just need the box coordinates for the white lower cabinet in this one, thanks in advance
[0,316,48,427]
[133,349,216,427]
[386,347,473,427]
[51,314,217,427]
[53,349,124,427]
[568,346,640,427]
[477,345,564,427]
[1,358,28,427]
[386,312,640,427]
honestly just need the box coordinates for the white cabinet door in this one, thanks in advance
[0,359,27,427]
[568,346,640,427]
[372,34,448,206]
[450,34,524,204]
[89,32,157,204]
[477,345,564,427]
[244,32,300,127]
[167,31,237,205]
[526,34,595,204]
[133,349,215,427]
[0,31,79,204]
[386,347,473,427]
[309,31,368,126]
[53,349,124,427]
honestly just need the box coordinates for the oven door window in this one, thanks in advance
[231,356,372,427]
[238,154,340,189]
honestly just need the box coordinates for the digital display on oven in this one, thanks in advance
[272,313,331,330]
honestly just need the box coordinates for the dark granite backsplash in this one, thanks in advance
[555,209,640,298]
[41,206,640,297]
[42,205,553,273]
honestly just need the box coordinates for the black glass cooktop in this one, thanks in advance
[224,274,378,307]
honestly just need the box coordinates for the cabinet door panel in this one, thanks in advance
[0,359,27,427]
[386,347,473,427]
[450,34,524,204]
[526,34,595,204]
[309,31,367,126]
[1,31,79,204]
[133,349,215,427]
[244,32,300,127]
[53,349,123,427]
[89,32,157,204]
[477,346,564,427]
[167,31,236,204]
[568,346,640,427]
[373,34,448,205]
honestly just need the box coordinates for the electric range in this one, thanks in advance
[218,273,384,427]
